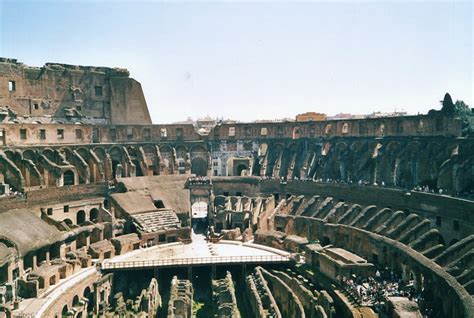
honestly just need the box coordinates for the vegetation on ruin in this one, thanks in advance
[192,300,213,317]
[454,100,473,135]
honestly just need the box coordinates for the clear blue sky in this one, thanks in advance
[0,0,472,124]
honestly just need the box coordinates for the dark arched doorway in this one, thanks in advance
[90,208,99,222]
[63,170,75,186]
[154,200,165,209]
[72,295,80,307]
[236,164,248,176]
[77,210,86,225]
[62,305,69,317]
[132,160,143,176]
[191,157,208,176]
[84,286,94,312]
[321,236,331,246]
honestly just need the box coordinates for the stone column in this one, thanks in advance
[32,255,37,270]
[59,242,66,259]
[415,271,423,293]
[7,263,14,283]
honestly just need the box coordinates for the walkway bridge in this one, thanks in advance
[101,238,292,271]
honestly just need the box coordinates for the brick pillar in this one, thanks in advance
[32,255,37,270]
[59,243,66,259]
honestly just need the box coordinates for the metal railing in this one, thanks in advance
[102,254,290,270]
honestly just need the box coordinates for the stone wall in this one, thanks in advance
[212,271,241,318]
[167,276,193,318]
[245,267,282,318]
[107,277,162,317]
[0,182,108,213]
[39,269,100,318]
[259,267,306,318]
[217,179,473,247]
[1,134,471,196]
[245,266,336,318]
[0,58,151,125]
[277,215,474,317]
[0,115,465,146]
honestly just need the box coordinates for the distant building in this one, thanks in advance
[367,111,408,118]
[196,116,217,129]
[196,116,218,135]
[327,111,408,120]
[295,112,327,122]
[327,113,356,120]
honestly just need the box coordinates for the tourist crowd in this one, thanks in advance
[188,176,211,185]
[339,267,434,317]
[255,175,472,199]
[0,187,26,199]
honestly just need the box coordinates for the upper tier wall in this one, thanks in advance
[0,113,463,146]
[0,58,151,125]
[211,178,474,246]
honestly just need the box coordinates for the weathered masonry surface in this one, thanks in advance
[0,58,472,318]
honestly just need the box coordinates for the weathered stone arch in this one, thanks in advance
[3,150,17,162]
[159,144,172,153]
[76,147,90,159]
[22,149,37,161]
[127,146,145,177]
[0,151,25,191]
[350,140,365,153]
[175,145,188,158]
[108,146,127,178]
[92,147,107,160]
[83,285,94,312]
[174,145,189,174]
[158,145,174,175]
[306,143,324,179]
[41,148,56,161]
[142,145,160,175]
[191,157,208,176]
[80,146,106,181]
[190,144,207,155]
[189,145,208,176]
[60,148,89,184]
[4,150,42,188]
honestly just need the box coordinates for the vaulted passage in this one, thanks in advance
[191,157,207,176]
[63,170,75,186]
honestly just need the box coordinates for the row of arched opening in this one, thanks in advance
[76,208,99,225]
[61,285,93,317]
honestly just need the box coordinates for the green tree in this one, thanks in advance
[441,93,455,114]
[454,100,472,135]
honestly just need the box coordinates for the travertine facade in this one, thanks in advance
[0,58,151,125]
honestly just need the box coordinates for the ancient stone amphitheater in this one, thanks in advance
[0,58,472,318]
